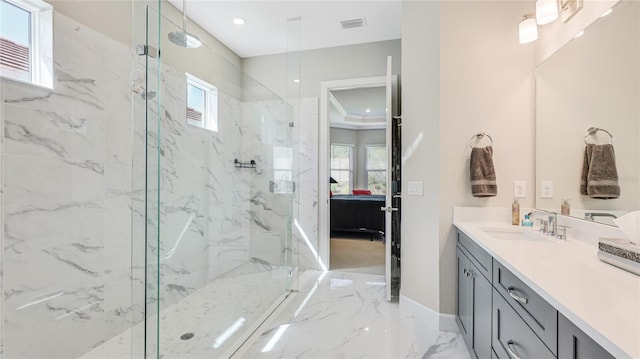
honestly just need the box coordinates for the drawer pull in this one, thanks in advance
[507,340,525,359]
[507,286,529,304]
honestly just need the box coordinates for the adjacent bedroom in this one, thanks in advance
[328,85,387,275]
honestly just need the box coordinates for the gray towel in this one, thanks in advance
[470,146,497,197]
[581,143,620,199]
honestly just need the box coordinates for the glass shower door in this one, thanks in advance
[134,3,299,357]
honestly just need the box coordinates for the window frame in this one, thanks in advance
[365,144,387,194]
[0,0,53,88]
[186,72,218,132]
[330,143,354,195]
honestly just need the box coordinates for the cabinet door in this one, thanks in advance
[492,288,555,359]
[558,313,614,359]
[471,266,492,359]
[457,247,473,348]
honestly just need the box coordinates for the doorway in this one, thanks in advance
[319,59,400,300]
[328,86,387,275]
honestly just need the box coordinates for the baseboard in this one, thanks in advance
[399,295,460,334]
[439,313,459,333]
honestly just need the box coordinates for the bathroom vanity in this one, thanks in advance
[454,208,639,359]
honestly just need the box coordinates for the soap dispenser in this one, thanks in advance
[521,213,533,227]
[561,199,570,215]
[512,199,520,225]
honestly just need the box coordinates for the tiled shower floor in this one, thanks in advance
[79,268,290,359]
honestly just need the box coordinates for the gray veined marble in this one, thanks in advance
[1,6,323,359]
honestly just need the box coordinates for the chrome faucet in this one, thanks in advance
[547,212,557,236]
[533,209,557,236]
[584,212,617,221]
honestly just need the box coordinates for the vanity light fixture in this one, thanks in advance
[233,17,245,25]
[519,14,539,44]
[536,0,559,25]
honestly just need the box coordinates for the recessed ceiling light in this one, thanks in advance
[365,108,371,113]
[293,79,300,83]
[233,17,246,25]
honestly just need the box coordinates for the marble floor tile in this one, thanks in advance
[80,270,471,359]
[241,271,472,359]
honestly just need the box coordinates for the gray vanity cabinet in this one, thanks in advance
[558,313,615,359]
[492,288,555,359]
[456,228,615,359]
[457,232,492,359]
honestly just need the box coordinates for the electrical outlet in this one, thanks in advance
[514,180,527,198]
[541,180,554,198]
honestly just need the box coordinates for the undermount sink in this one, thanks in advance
[479,227,549,241]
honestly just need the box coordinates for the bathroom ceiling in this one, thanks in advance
[330,86,386,130]
[168,0,402,58]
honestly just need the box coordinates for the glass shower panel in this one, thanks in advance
[138,8,298,358]
[1,1,137,358]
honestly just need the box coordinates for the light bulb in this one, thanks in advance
[519,16,538,44]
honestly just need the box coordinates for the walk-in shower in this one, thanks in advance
[130,3,301,358]
[0,0,301,357]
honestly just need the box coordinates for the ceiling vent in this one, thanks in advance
[340,18,366,29]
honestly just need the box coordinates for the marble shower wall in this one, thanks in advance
[295,98,321,272]
[1,13,135,358]
[137,45,302,316]
[0,9,310,359]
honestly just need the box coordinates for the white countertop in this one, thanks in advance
[453,218,640,358]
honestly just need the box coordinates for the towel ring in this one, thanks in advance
[469,132,494,148]
[584,127,614,145]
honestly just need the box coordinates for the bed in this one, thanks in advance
[330,194,386,240]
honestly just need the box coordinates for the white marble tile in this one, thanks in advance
[3,155,105,207]
[3,102,106,161]
[4,200,104,256]
[80,269,290,359]
[242,271,472,359]
[295,97,320,271]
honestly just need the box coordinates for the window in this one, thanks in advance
[272,146,294,194]
[186,73,218,131]
[366,145,387,194]
[0,0,53,88]
[330,144,353,195]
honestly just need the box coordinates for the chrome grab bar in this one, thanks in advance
[507,286,529,304]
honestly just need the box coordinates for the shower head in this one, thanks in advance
[132,85,156,100]
[142,90,157,100]
[168,31,201,49]
[169,0,202,49]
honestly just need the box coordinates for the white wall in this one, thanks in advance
[245,41,401,273]
[46,0,241,67]
[242,40,401,99]
[401,0,441,315]
[401,0,536,320]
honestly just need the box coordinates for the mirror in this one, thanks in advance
[535,0,640,225]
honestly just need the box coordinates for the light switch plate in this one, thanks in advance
[541,180,554,198]
[407,181,423,196]
[514,180,526,198]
